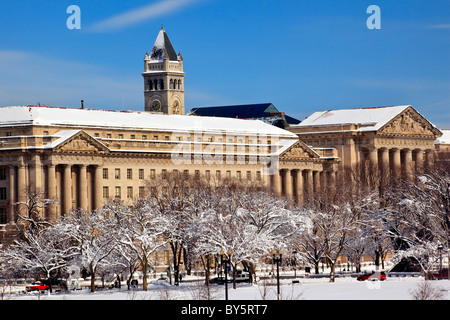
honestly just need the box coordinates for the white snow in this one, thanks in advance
[5,276,449,300]
[0,106,297,137]
[294,105,410,132]
[435,129,450,144]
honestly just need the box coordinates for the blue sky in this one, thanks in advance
[0,0,449,128]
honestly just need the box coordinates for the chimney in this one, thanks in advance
[81,100,84,109]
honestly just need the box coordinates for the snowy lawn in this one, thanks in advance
[4,277,449,300]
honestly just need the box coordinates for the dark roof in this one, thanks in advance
[189,103,301,126]
[189,103,277,119]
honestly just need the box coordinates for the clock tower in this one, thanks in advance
[143,26,185,115]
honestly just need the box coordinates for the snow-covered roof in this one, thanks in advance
[293,105,411,132]
[0,106,297,137]
[435,129,450,144]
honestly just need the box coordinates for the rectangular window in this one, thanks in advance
[115,169,121,180]
[0,208,6,224]
[115,187,121,199]
[236,171,241,181]
[102,168,108,179]
[205,170,210,180]
[162,169,167,179]
[130,135,135,139]
[150,169,156,179]
[153,135,158,140]
[118,134,124,139]
[103,187,109,199]
[0,188,6,200]
[94,133,100,137]
[142,135,147,140]
[216,170,221,180]
[106,134,112,139]
[256,171,261,181]
[127,187,133,199]
[139,186,145,198]
[139,169,144,180]
[164,136,169,141]
[0,168,6,180]
[127,169,132,180]
[183,170,189,177]
[226,170,231,179]
[246,171,251,180]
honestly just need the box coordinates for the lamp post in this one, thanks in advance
[272,249,283,300]
[220,249,232,300]
[292,249,297,279]
[438,244,443,280]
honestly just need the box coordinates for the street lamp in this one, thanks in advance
[437,244,443,280]
[292,249,297,279]
[272,249,283,300]
[220,249,232,300]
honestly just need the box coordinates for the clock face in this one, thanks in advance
[151,100,161,112]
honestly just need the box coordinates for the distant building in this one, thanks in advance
[188,103,300,129]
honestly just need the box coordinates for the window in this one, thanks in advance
[130,135,135,139]
[0,188,6,200]
[216,170,221,180]
[164,136,169,141]
[153,135,158,140]
[118,134,123,139]
[127,169,132,180]
[150,169,156,179]
[94,133,100,137]
[236,171,241,181]
[6,132,11,137]
[139,186,145,198]
[246,171,251,180]
[43,131,49,136]
[226,170,231,179]
[205,170,210,180]
[183,170,189,177]
[195,170,200,178]
[127,187,133,199]
[115,169,121,180]
[256,171,261,181]
[102,168,108,179]
[0,208,6,224]
[139,169,144,180]
[115,187,121,199]
[103,187,109,199]
[162,169,167,179]
[107,134,112,139]
[142,135,147,140]
[0,168,6,180]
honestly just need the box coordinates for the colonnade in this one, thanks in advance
[6,161,103,224]
[365,147,434,179]
[271,168,336,205]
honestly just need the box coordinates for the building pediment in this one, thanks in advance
[53,131,110,154]
[378,106,441,138]
[279,140,319,160]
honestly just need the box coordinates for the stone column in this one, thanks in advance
[313,170,320,194]
[305,169,313,203]
[63,164,72,216]
[79,165,88,211]
[8,166,16,223]
[272,170,282,195]
[328,170,336,194]
[294,170,303,206]
[415,149,424,174]
[392,148,401,178]
[368,147,378,172]
[425,149,434,171]
[47,164,57,223]
[380,148,390,176]
[93,165,103,210]
[284,170,293,199]
[17,161,27,204]
[404,149,413,180]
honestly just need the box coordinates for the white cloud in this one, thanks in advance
[88,0,201,33]
[429,24,450,29]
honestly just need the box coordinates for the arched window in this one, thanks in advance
[148,79,153,90]
[154,79,158,90]
[169,79,173,89]
[178,80,182,90]
[160,79,164,90]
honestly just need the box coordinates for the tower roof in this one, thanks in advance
[149,27,178,62]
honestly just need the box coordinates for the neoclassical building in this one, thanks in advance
[288,105,443,180]
[0,29,338,237]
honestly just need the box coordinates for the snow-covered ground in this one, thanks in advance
[3,276,449,300]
